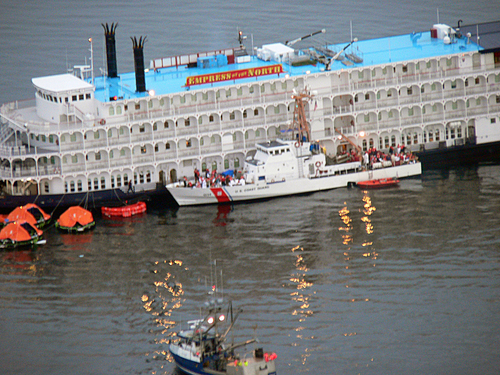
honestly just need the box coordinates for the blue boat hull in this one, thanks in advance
[0,184,173,212]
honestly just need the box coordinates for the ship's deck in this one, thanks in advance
[93,28,483,102]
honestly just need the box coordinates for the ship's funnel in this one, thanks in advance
[102,23,118,78]
[131,36,147,92]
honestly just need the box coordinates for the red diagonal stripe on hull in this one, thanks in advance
[210,188,231,203]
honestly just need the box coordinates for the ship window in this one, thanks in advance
[226,90,231,98]
[209,115,214,122]
[372,70,376,77]
[432,104,437,112]
[245,131,248,139]
[86,93,91,99]
[496,95,500,103]
[435,130,440,141]
[141,146,146,154]
[387,91,392,97]
[407,134,411,144]
[94,131,99,139]
[70,181,75,192]
[211,136,215,144]
[230,112,235,120]
[378,112,382,121]
[146,171,151,183]
[44,182,49,193]
[364,114,370,122]
[431,83,436,91]
[95,152,101,161]
[120,149,125,156]
[116,106,122,115]
[139,172,144,184]
[391,135,396,147]
[365,93,369,100]
[382,67,387,75]
[78,94,83,101]
[88,179,92,190]
[254,108,259,116]
[70,134,76,142]
[50,156,55,164]
[452,102,458,110]
[354,95,358,103]
[166,142,170,149]
[200,138,204,146]
[216,91,220,99]
[108,129,112,137]
[457,127,462,138]
[148,101,153,109]
[237,88,242,96]
[111,176,115,188]
[234,158,240,168]
[155,144,159,152]
[65,182,68,193]
[65,97,68,103]
[451,81,457,89]
[274,106,279,114]
[416,63,420,70]
[77,180,83,191]
[49,135,54,143]
[72,95,77,101]
[429,129,434,142]
[358,71,363,79]
[261,85,265,93]
[492,118,497,124]
[422,106,426,114]
[243,110,247,118]
[407,87,413,95]
[135,103,141,110]
[94,178,99,189]
[202,162,206,171]
[402,65,407,73]
[423,131,427,143]
[110,150,114,158]
[72,155,78,164]
[202,92,208,100]
[224,159,229,169]
[232,134,236,141]
[413,133,418,144]
[117,175,122,187]
[426,61,431,69]
[408,108,414,116]
[186,140,192,148]
[140,125,145,132]
[123,174,129,184]
[388,111,393,118]
[450,128,455,139]
[384,136,389,148]
[120,127,125,135]
[256,130,260,137]
[362,139,367,151]
[476,98,481,106]
[198,117,202,125]
[369,138,374,148]
[101,177,106,189]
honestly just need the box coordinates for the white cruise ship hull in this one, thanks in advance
[167,162,421,206]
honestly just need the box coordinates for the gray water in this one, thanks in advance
[1,1,500,374]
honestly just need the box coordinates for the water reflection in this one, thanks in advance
[143,259,186,365]
[289,245,314,367]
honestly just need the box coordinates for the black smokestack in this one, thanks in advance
[102,23,118,78]
[131,36,147,92]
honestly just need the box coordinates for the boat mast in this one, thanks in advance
[291,90,313,143]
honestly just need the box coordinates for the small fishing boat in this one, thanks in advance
[0,221,45,248]
[170,264,277,375]
[170,299,277,375]
[101,200,147,217]
[55,206,95,232]
[2,204,51,228]
[356,177,400,189]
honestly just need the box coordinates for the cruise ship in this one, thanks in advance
[0,20,499,209]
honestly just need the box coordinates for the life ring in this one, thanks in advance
[294,141,300,148]
[99,119,106,125]
[315,161,321,167]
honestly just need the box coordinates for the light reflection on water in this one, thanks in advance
[1,166,500,374]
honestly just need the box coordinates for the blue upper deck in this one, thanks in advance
[93,29,482,102]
